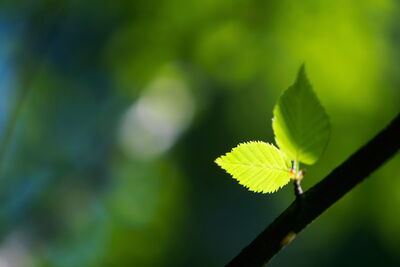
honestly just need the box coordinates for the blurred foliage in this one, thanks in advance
[0,0,398,266]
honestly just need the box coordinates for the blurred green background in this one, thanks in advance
[0,0,399,266]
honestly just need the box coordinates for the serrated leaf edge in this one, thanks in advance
[215,141,291,194]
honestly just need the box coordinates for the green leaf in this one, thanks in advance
[273,64,330,165]
[215,142,291,193]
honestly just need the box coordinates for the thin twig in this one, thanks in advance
[227,113,400,267]
[293,180,303,197]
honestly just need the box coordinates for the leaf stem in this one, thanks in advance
[293,160,299,175]
[292,160,303,197]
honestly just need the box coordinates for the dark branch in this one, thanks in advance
[227,113,400,267]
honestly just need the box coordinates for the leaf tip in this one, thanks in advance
[297,62,309,83]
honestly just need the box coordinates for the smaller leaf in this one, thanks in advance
[215,142,291,193]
